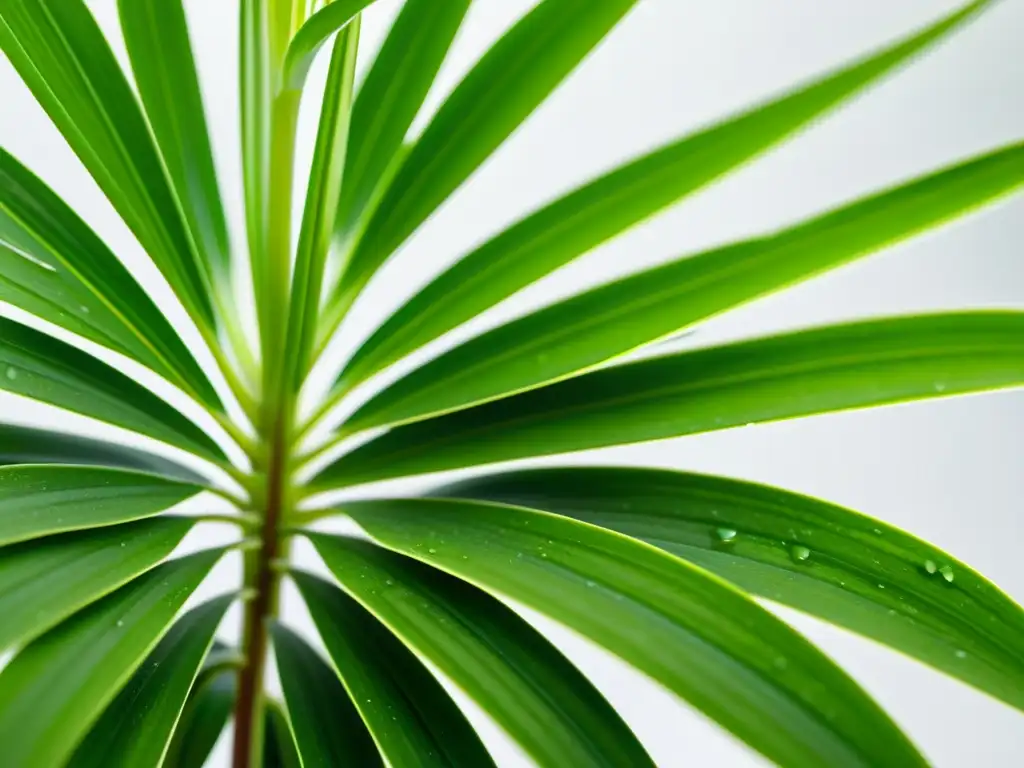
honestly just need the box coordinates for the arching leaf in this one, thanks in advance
[282,0,378,90]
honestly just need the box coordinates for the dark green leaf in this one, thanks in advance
[295,572,496,767]
[316,312,1024,488]
[306,539,655,768]
[0,0,214,328]
[0,424,204,483]
[67,595,233,768]
[118,0,234,305]
[0,516,195,650]
[329,0,641,319]
[282,0,378,90]
[0,549,222,768]
[335,499,926,768]
[442,467,1024,712]
[0,465,202,546]
[0,150,220,408]
[334,0,472,240]
[0,316,226,462]
[271,622,383,767]
[265,698,302,768]
[334,0,995,388]
[164,672,235,768]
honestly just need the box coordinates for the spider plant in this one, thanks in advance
[0,0,1021,765]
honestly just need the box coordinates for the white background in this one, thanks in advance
[1,0,1023,765]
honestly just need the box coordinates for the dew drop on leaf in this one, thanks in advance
[715,528,737,542]
[790,545,810,563]
[924,559,937,574]
[939,565,955,583]
[5,367,17,381]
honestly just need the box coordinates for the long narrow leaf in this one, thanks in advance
[441,467,1024,711]
[0,550,222,768]
[305,539,657,768]
[265,698,302,768]
[0,150,220,408]
[0,316,226,462]
[326,0,641,323]
[332,0,994,388]
[0,424,203,482]
[315,312,1024,488]
[334,499,927,768]
[271,622,383,767]
[295,572,497,767]
[0,517,195,649]
[0,0,214,328]
[282,0,378,90]
[67,595,233,768]
[346,142,1024,431]
[118,0,234,308]
[164,672,235,768]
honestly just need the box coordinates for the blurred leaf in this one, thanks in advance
[306,539,656,767]
[316,312,1024,488]
[265,698,302,768]
[67,595,233,768]
[442,467,1024,711]
[271,622,383,767]
[346,142,1024,431]
[0,549,222,768]
[0,316,226,463]
[295,572,497,767]
[0,150,220,408]
[335,499,926,767]
[164,671,236,768]
[332,0,994,383]
[0,517,195,649]
[0,0,215,328]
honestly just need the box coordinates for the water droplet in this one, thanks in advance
[120,541,126,548]
[934,381,947,392]
[427,547,437,554]
[924,559,937,574]
[586,580,596,588]
[939,565,955,583]
[715,528,737,543]
[790,545,811,563]
[385,579,393,586]
[877,583,886,590]
[116,620,124,627]
[955,649,967,659]
[540,552,548,559]
[5,367,17,381]
[79,305,90,314]
[873,528,882,535]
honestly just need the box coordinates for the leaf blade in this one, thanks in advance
[337,498,927,768]
[282,0,379,90]
[316,312,1024,488]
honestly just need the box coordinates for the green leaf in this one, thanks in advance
[295,572,497,767]
[335,499,927,768]
[0,150,220,409]
[441,467,1024,712]
[0,549,222,768]
[315,312,1024,488]
[271,622,383,767]
[327,0,641,321]
[0,516,195,650]
[282,0,378,90]
[334,0,472,240]
[117,0,234,306]
[0,0,214,329]
[306,539,655,768]
[67,595,233,768]
[0,316,226,463]
[265,698,302,768]
[0,424,204,483]
[332,0,995,388]
[345,142,1024,431]
[285,20,361,388]
[164,671,235,768]
[0,465,202,547]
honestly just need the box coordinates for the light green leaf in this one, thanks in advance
[346,142,1024,431]
[265,698,302,768]
[327,0,641,323]
[0,150,220,409]
[67,595,233,768]
[0,0,214,329]
[333,0,995,389]
[315,312,1024,488]
[334,0,472,240]
[0,316,226,463]
[306,539,655,768]
[285,20,361,388]
[0,549,222,768]
[441,467,1024,712]
[271,622,384,767]
[0,516,195,650]
[335,499,927,768]
[118,0,234,304]
[282,0,378,90]
[0,465,202,547]
[0,424,204,482]
[295,572,497,767]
